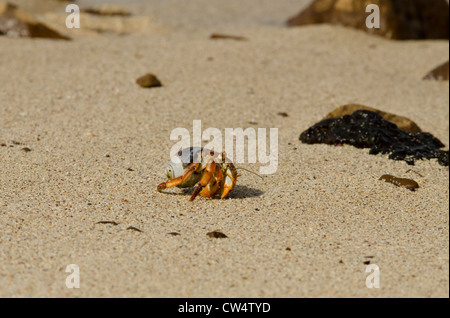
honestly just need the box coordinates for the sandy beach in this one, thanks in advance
[0,0,448,297]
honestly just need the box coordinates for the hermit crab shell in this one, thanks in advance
[165,147,205,188]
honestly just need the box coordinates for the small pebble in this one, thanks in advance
[207,231,228,238]
[127,226,143,233]
[96,221,119,226]
[379,174,419,191]
[136,73,162,88]
[210,33,248,41]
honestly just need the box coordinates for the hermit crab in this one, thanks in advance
[157,147,238,201]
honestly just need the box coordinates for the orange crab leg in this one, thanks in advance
[189,159,217,201]
[189,183,203,201]
[157,163,199,191]
[220,163,237,199]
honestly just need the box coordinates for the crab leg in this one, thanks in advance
[197,164,223,199]
[157,163,199,191]
[189,184,203,201]
[189,159,217,201]
[220,163,237,199]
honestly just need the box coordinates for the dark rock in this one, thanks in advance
[379,174,419,191]
[286,0,449,40]
[136,73,162,88]
[300,110,448,166]
[210,33,248,41]
[323,104,422,133]
[423,61,449,81]
[437,151,449,166]
[96,221,119,226]
[126,226,143,233]
[207,231,228,238]
[0,2,71,40]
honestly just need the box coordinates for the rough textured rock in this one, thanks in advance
[286,0,449,40]
[300,110,449,166]
[423,61,449,81]
[136,73,162,88]
[0,2,70,40]
[323,104,422,133]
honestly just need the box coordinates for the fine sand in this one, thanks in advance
[0,0,448,297]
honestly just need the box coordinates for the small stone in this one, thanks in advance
[96,221,119,226]
[86,132,95,137]
[21,147,31,152]
[277,112,289,117]
[379,174,419,191]
[210,33,248,41]
[207,231,228,238]
[136,73,162,88]
[126,226,143,233]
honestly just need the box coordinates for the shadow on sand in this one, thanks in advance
[160,185,264,200]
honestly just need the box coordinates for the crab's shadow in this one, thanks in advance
[166,185,264,199]
[227,185,264,199]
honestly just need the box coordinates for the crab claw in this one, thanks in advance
[220,164,237,199]
[220,183,234,199]
[157,182,167,192]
